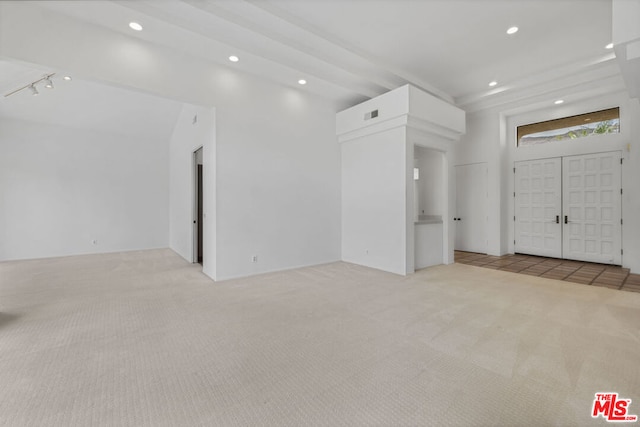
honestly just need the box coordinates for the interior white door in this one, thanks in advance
[455,163,487,253]
[514,158,562,258]
[562,151,622,264]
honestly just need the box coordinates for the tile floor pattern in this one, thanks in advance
[455,251,640,292]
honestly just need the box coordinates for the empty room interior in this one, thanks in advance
[2,1,640,425]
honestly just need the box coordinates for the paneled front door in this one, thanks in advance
[514,151,622,264]
[562,152,622,264]
[514,157,562,258]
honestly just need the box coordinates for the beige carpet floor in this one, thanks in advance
[1,249,639,426]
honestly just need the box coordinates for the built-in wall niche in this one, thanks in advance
[337,84,465,275]
[414,145,444,222]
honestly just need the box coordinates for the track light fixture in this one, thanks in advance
[4,73,58,98]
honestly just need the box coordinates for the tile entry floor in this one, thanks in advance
[455,251,640,293]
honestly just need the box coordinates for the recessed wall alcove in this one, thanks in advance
[337,84,466,275]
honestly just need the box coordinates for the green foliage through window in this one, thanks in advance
[517,108,620,146]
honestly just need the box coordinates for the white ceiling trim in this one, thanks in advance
[459,55,623,112]
[6,0,630,113]
[243,0,455,103]
[468,74,626,116]
[115,0,402,99]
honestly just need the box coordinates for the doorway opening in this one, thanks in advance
[413,145,446,269]
[193,147,203,265]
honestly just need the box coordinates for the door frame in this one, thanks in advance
[454,162,488,254]
[192,146,203,264]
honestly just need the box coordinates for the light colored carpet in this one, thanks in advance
[1,249,639,426]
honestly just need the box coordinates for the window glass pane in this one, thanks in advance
[517,107,619,146]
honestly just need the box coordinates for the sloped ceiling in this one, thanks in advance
[0,0,630,113]
[0,60,182,139]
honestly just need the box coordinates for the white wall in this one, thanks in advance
[342,127,408,275]
[456,90,640,273]
[1,2,342,280]
[0,118,169,261]
[169,105,216,278]
[414,146,444,218]
[625,97,640,273]
[415,223,443,269]
[506,92,640,272]
[214,83,341,280]
[454,109,504,256]
[338,85,464,275]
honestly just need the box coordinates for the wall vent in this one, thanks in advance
[364,109,379,121]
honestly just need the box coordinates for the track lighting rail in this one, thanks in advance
[4,73,56,97]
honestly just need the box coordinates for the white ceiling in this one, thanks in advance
[0,60,182,139]
[0,0,629,112]
[266,0,615,96]
[0,61,51,96]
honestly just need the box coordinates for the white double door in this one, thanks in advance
[514,151,622,264]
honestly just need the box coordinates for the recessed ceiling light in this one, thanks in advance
[63,76,72,81]
[489,81,498,87]
[129,22,143,31]
[506,26,519,35]
[606,43,614,49]
[298,79,307,85]
[554,99,564,105]
[228,55,239,62]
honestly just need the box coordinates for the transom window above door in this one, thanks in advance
[517,107,620,147]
